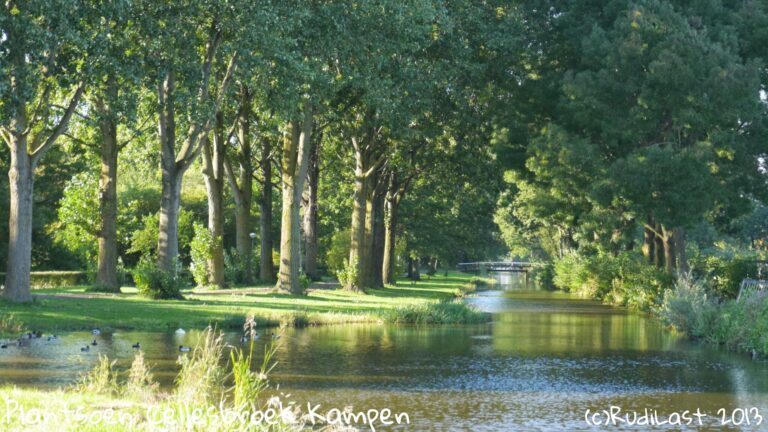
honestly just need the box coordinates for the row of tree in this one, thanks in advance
[1,0,512,302]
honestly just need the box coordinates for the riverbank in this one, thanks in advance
[0,272,490,335]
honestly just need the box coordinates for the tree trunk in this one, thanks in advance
[302,134,320,280]
[642,225,655,265]
[157,72,182,271]
[675,227,688,274]
[348,151,368,291]
[202,112,226,288]
[370,180,386,288]
[410,257,421,281]
[662,225,676,273]
[95,85,120,292]
[653,223,665,268]
[5,136,34,303]
[360,174,378,288]
[275,104,314,294]
[227,87,255,284]
[382,193,398,285]
[259,136,275,282]
[158,169,183,271]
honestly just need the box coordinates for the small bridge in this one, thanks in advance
[457,261,535,273]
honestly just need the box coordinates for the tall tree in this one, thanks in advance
[1,0,87,301]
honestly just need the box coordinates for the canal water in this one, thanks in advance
[1,273,767,430]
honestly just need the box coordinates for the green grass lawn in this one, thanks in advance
[0,272,486,334]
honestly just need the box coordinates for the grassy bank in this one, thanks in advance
[0,272,488,335]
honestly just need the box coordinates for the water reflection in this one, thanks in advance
[1,273,767,430]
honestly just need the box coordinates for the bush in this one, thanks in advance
[132,256,183,300]
[223,248,258,285]
[660,276,768,357]
[689,254,758,298]
[532,262,555,289]
[553,252,672,311]
[336,258,358,287]
[660,275,720,340]
[324,228,351,276]
[189,223,213,287]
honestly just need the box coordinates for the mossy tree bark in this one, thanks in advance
[93,77,121,292]
[302,133,321,280]
[347,117,387,291]
[224,87,255,284]
[2,31,84,301]
[259,135,275,282]
[202,111,227,288]
[276,104,314,294]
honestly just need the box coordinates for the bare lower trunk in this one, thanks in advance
[259,137,275,282]
[158,170,183,271]
[382,197,398,285]
[675,227,687,274]
[276,105,313,294]
[96,102,120,292]
[653,223,664,268]
[642,225,655,265]
[662,225,676,273]
[202,113,226,288]
[227,87,255,284]
[5,139,34,302]
[302,135,320,280]
[348,159,368,291]
[370,187,385,288]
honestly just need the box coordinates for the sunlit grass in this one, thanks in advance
[0,272,485,333]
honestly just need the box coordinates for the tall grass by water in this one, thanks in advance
[660,275,768,358]
[0,326,299,431]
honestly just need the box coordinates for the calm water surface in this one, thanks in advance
[1,273,767,430]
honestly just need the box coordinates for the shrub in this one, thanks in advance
[336,258,358,287]
[189,222,214,287]
[660,275,720,340]
[223,248,258,285]
[532,262,555,289]
[132,255,183,300]
[689,254,758,298]
[299,272,312,291]
[324,228,351,276]
[553,252,672,311]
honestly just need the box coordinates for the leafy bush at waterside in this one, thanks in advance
[688,253,758,299]
[553,252,672,311]
[661,275,768,358]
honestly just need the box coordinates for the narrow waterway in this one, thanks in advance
[1,274,767,430]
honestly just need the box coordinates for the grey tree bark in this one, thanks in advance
[302,133,321,280]
[2,38,84,301]
[202,112,226,288]
[94,78,120,292]
[259,135,275,282]
[275,104,314,294]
